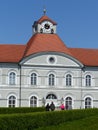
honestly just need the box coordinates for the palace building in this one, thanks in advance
[0,13,98,109]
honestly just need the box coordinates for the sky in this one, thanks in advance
[0,0,98,49]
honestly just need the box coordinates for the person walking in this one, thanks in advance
[60,103,65,110]
[45,103,50,111]
[50,102,55,111]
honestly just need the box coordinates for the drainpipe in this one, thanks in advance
[80,68,82,109]
[80,66,85,109]
[19,64,22,107]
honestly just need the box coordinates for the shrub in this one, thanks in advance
[0,107,45,114]
[0,108,98,129]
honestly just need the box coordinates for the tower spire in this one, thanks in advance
[43,0,47,15]
[43,7,46,15]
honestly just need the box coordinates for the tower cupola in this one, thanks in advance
[32,14,57,34]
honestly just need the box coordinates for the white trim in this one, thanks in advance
[20,52,84,68]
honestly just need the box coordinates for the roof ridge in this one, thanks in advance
[37,15,57,25]
[23,34,37,57]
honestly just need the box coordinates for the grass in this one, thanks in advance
[35,115,98,130]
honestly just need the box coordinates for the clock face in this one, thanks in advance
[41,21,53,32]
[44,23,50,29]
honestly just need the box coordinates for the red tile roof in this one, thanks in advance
[0,45,25,62]
[37,15,57,25]
[0,34,98,66]
[24,33,72,57]
[69,48,98,66]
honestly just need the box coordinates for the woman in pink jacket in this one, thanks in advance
[60,104,65,110]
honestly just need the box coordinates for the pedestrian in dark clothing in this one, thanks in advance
[45,103,50,111]
[50,102,55,111]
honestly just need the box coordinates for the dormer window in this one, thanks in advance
[51,29,54,34]
[40,28,43,33]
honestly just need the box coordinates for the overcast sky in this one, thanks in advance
[0,0,98,49]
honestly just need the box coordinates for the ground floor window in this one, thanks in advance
[85,97,92,108]
[65,97,72,110]
[8,96,16,107]
[46,94,57,99]
[30,96,37,107]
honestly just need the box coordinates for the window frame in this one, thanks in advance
[65,97,73,110]
[46,94,57,99]
[31,73,37,86]
[85,97,92,108]
[7,95,16,107]
[85,75,91,87]
[48,73,55,86]
[66,74,72,86]
[8,71,16,85]
[30,96,37,107]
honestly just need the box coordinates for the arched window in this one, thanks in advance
[9,72,16,85]
[51,29,54,34]
[40,28,43,33]
[85,97,92,108]
[30,96,37,107]
[65,97,72,110]
[31,73,37,85]
[8,96,16,107]
[46,94,57,99]
[66,74,72,86]
[48,74,55,86]
[85,75,91,86]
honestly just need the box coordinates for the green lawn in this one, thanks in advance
[35,115,98,130]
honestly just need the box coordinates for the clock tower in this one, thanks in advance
[32,12,57,34]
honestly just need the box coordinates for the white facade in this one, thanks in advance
[0,53,98,109]
[0,15,98,109]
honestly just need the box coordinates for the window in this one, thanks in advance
[47,56,57,64]
[86,75,91,86]
[40,28,43,33]
[46,94,57,99]
[49,57,55,64]
[66,74,72,86]
[30,96,37,107]
[65,97,72,110]
[31,73,37,85]
[85,97,92,108]
[8,96,16,107]
[9,72,16,85]
[48,74,55,86]
[51,29,54,34]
